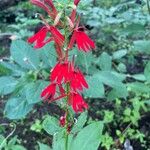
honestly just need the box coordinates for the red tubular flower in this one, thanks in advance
[74,0,81,6]
[50,61,70,84]
[59,114,66,127]
[28,26,64,49]
[69,92,88,113]
[49,26,65,47]
[30,0,55,19]
[27,27,53,48]
[70,68,88,91]
[68,27,95,52]
[51,61,88,91]
[44,0,57,15]
[41,83,56,100]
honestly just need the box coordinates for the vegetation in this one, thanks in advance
[0,0,150,150]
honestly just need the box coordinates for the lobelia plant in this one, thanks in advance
[27,0,95,149]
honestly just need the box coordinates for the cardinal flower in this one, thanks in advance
[50,61,70,84]
[70,68,88,91]
[27,26,53,48]
[69,92,88,113]
[28,26,64,49]
[68,27,95,52]
[41,83,56,100]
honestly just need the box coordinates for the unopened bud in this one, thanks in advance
[54,12,62,26]
[66,17,74,28]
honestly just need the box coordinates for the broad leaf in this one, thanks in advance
[38,142,52,150]
[10,40,40,69]
[72,121,103,150]
[4,97,33,119]
[0,76,18,95]
[84,75,104,98]
[42,116,61,135]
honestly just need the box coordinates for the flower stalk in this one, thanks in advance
[27,0,95,148]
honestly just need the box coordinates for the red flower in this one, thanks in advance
[69,92,88,113]
[74,0,81,6]
[41,83,56,100]
[50,61,70,84]
[28,26,64,49]
[30,0,57,19]
[70,68,88,91]
[49,26,65,47]
[28,27,53,48]
[59,114,66,127]
[50,61,88,91]
[68,27,95,52]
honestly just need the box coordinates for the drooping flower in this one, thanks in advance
[28,26,64,49]
[49,26,65,47]
[69,92,88,113]
[30,0,57,19]
[70,68,88,91]
[50,61,70,84]
[59,114,66,127]
[27,26,53,48]
[74,0,81,6]
[50,61,88,91]
[68,27,95,52]
[41,83,56,100]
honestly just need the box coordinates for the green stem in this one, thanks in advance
[65,83,70,150]
[147,0,150,15]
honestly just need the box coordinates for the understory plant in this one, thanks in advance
[27,0,98,149]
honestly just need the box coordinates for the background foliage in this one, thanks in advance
[0,0,150,149]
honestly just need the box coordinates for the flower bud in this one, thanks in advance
[66,17,74,28]
[54,12,62,26]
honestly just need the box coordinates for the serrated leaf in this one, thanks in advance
[0,76,18,95]
[72,121,103,150]
[4,97,33,119]
[10,40,40,69]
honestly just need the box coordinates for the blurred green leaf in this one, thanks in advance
[10,40,40,70]
[4,97,33,119]
[72,121,103,150]
[0,76,18,95]
[42,116,61,135]
[84,75,104,98]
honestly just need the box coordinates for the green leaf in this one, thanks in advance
[0,63,12,76]
[144,61,150,82]
[112,49,127,60]
[37,43,57,68]
[84,75,104,98]
[75,50,95,73]
[94,71,128,99]
[42,116,61,135]
[72,121,103,150]
[0,61,26,77]
[72,111,87,133]
[38,142,52,150]
[4,97,33,119]
[97,52,112,71]
[0,76,18,95]
[11,145,27,150]
[25,81,49,104]
[10,40,40,69]
[0,135,6,149]
[132,40,150,54]
[127,82,150,94]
